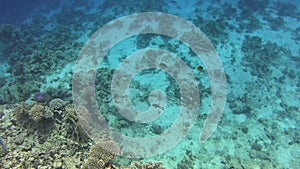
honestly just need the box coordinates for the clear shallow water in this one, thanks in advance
[0,0,299,168]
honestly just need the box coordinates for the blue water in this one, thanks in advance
[0,0,299,168]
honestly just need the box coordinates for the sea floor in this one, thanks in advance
[0,0,299,168]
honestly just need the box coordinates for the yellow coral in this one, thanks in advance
[82,140,120,169]
[28,104,45,121]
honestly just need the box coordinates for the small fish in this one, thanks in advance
[158,62,168,69]
[0,137,8,153]
[197,65,204,72]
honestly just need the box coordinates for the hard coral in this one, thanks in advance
[49,98,66,111]
[28,104,44,121]
[28,103,53,121]
[82,140,120,169]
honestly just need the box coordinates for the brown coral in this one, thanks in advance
[82,140,120,169]
[28,103,53,121]
[28,104,45,121]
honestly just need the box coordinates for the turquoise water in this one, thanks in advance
[0,0,299,168]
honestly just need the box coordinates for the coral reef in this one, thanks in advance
[28,103,51,121]
[0,0,299,168]
[0,103,91,168]
[82,140,119,169]
[0,100,167,168]
[241,35,292,78]
[0,23,77,103]
[130,161,165,169]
